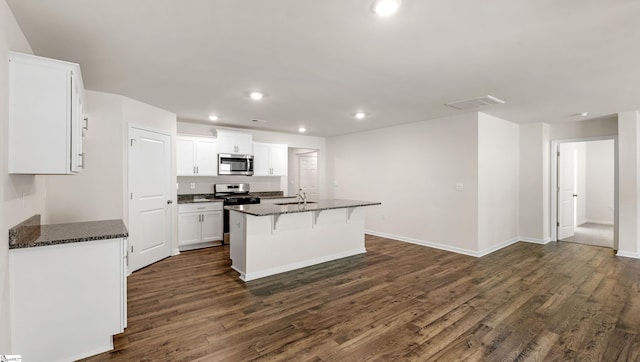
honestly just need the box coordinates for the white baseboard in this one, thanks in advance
[477,237,520,257]
[616,250,640,259]
[365,230,519,258]
[583,219,614,226]
[519,236,553,245]
[240,248,367,281]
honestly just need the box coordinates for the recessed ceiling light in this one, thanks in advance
[580,112,589,117]
[298,127,306,133]
[208,115,219,121]
[249,91,264,101]
[355,112,366,120]
[371,0,401,16]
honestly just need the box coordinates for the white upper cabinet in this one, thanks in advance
[217,130,253,154]
[9,52,86,174]
[176,135,217,176]
[253,142,288,176]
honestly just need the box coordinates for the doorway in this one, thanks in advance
[128,126,173,272]
[288,148,319,202]
[552,138,617,249]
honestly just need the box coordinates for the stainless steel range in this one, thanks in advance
[214,183,260,242]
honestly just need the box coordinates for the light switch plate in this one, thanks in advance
[190,183,196,189]
[455,183,464,191]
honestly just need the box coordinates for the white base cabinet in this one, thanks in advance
[9,238,127,362]
[178,202,223,249]
[8,51,86,174]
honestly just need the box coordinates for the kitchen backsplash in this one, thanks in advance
[177,175,284,195]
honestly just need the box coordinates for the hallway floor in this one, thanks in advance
[561,222,614,248]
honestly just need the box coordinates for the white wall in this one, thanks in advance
[617,111,639,257]
[477,113,519,252]
[46,91,124,223]
[518,123,551,243]
[176,122,327,198]
[326,113,480,254]
[586,140,615,224]
[0,0,40,351]
[45,91,178,251]
[550,116,618,140]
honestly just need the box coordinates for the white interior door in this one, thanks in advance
[558,143,576,240]
[298,152,318,202]
[129,127,172,272]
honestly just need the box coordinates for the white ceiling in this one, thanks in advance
[6,0,640,137]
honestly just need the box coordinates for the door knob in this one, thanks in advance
[572,194,578,198]
[167,200,174,204]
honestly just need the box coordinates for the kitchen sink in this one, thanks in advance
[274,201,317,205]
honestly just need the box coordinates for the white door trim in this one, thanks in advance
[550,136,619,250]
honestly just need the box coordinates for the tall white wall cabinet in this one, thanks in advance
[8,51,87,174]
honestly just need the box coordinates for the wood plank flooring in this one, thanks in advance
[82,235,640,361]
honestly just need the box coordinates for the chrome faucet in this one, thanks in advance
[296,188,307,206]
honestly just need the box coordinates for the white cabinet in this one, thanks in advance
[217,130,253,154]
[177,136,217,176]
[253,142,288,176]
[8,51,86,174]
[9,238,126,361]
[178,202,223,249]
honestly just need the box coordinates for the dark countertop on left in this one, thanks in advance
[9,215,128,249]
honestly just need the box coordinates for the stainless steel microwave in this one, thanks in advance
[218,153,254,176]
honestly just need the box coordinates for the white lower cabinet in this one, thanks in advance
[179,202,223,249]
[9,238,126,362]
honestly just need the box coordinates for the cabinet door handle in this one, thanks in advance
[196,166,199,174]
[78,153,85,168]
[83,117,89,131]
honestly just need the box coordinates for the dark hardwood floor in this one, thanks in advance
[82,235,640,361]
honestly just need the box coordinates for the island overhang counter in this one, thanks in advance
[225,199,381,281]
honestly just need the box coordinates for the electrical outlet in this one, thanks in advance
[455,183,464,191]
[190,183,196,189]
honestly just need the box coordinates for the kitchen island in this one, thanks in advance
[226,199,381,281]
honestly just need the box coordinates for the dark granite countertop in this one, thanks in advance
[258,194,297,200]
[225,199,381,216]
[177,191,295,204]
[9,216,128,249]
[178,194,221,204]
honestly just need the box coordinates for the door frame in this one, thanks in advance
[295,150,319,200]
[127,124,176,273]
[550,136,619,250]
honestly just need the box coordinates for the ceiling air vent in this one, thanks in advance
[445,95,505,110]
